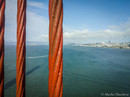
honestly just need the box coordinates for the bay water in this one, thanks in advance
[4,45,130,97]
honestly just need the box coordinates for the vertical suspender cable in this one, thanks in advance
[0,0,5,97]
[48,0,63,97]
[16,0,26,97]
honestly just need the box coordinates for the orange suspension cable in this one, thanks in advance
[0,0,5,97]
[16,0,26,97]
[48,0,63,97]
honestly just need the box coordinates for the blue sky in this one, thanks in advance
[5,0,130,43]
[63,0,130,29]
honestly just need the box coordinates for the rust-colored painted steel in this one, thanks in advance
[16,0,26,97]
[0,0,5,97]
[48,0,63,97]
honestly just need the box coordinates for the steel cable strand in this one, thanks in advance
[48,0,63,97]
[0,0,5,97]
[16,0,26,97]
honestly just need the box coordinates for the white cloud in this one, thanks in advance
[64,32,72,38]
[26,11,49,42]
[28,1,47,10]
[5,0,49,42]
[40,34,48,41]
[63,20,130,43]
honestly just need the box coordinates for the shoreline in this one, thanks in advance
[65,42,130,49]
[73,44,130,49]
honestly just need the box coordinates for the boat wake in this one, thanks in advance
[27,55,48,59]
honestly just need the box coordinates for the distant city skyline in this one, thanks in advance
[5,0,130,44]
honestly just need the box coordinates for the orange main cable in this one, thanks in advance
[48,0,63,97]
[16,0,26,97]
[0,0,5,97]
